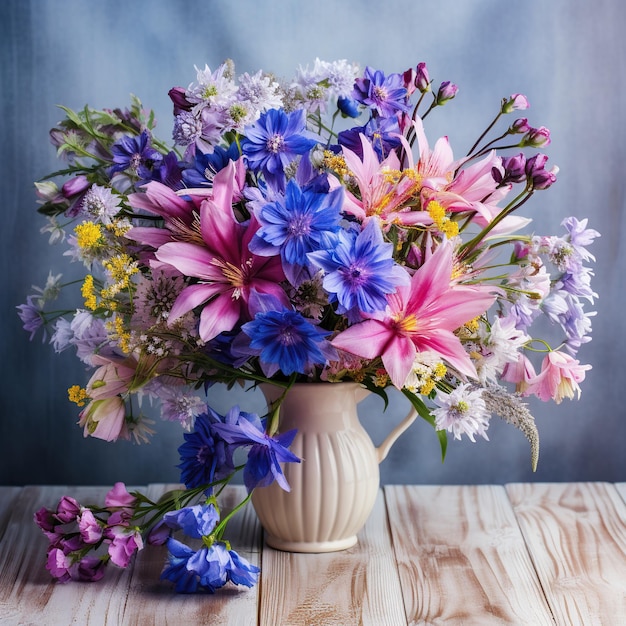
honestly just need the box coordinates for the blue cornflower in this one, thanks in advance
[249,178,343,285]
[241,108,317,191]
[241,306,333,378]
[161,538,259,593]
[308,219,410,320]
[163,503,219,539]
[352,67,409,118]
[212,411,300,492]
[182,143,240,187]
[337,95,360,118]
[338,116,401,160]
[177,408,240,490]
[108,130,162,179]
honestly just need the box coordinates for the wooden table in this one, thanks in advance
[1,482,626,625]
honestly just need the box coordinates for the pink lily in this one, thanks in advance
[332,240,496,388]
[338,134,432,227]
[155,168,287,342]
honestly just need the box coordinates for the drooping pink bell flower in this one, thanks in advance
[526,350,591,403]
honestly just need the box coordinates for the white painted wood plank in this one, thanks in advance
[506,482,626,626]
[614,483,626,504]
[385,484,553,625]
[122,484,261,626]
[259,489,407,625]
[0,485,135,625]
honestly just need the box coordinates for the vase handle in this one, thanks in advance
[375,404,418,464]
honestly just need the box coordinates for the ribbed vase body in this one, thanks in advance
[251,382,380,553]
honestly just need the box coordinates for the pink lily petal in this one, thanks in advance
[156,242,223,281]
[169,283,224,321]
[198,293,243,341]
[381,335,417,389]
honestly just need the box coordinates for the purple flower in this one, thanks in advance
[520,126,551,148]
[250,178,343,285]
[54,496,81,523]
[242,108,318,191]
[108,130,163,179]
[562,216,600,263]
[338,116,401,160]
[177,408,238,490]
[352,67,409,117]
[212,410,300,492]
[525,153,557,190]
[181,143,240,187]
[105,525,143,568]
[308,219,410,321]
[16,295,45,341]
[502,93,530,114]
[78,509,103,544]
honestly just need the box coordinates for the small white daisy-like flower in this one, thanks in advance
[82,185,121,224]
[432,383,490,442]
[238,70,283,113]
[186,63,238,110]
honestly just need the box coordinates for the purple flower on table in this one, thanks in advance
[108,130,163,179]
[78,508,103,544]
[249,178,343,286]
[352,67,409,117]
[54,496,81,523]
[308,219,410,322]
[241,108,318,192]
[105,482,137,509]
[105,525,143,568]
[177,406,241,490]
[212,409,300,492]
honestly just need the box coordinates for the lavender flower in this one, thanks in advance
[108,130,162,179]
[352,67,409,117]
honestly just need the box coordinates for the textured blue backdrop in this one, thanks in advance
[2,0,624,486]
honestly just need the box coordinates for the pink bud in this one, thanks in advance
[520,126,551,148]
[54,496,81,523]
[61,175,90,198]
[415,62,431,93]
[502,93,530,114]
[435,81,458,105]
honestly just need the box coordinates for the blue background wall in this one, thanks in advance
[2,0,624,486]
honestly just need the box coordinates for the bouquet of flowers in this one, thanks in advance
[19,58,598,593]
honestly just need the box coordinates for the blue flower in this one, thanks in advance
[161,538,259,594]
[212,411,300,492]
[337,95,360,118]
[241,305,334,377]
[162,503,219,538]
[249,178,343,285]
[338,116,401,160]
[182,143,240,187]
[352,67,409,117]
[308,219,410,321]
[241,108,317,191]
[108,130,162,179]
[177,408,240,490]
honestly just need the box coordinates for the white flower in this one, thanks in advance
[186,63,238,110]
[82,185,121,225]
[237,70,283,114]
[432,383,489,442]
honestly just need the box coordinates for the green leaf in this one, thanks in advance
[402,388,448,462]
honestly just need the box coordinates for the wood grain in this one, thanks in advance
[122,484,262,626]
[258,489,407,626]
[385,484,553,625]
[506,482,626,626]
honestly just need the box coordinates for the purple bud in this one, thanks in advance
[501,153,527,183]
[520,126,551,148]
[76,557,106,582]
[502,94,530,114]
[402,68,417,96]
[525,153,558,190]
[61,175,90,199]
[435,81,458,105]
[34,507,58,532]
[168,86,192,114]
[146,519,171,546]
[54,496,81,523]
[415,62,431,93]
[509,118,531,134]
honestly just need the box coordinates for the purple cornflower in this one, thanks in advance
[182,143,240,187]
[177,407,240,490]
[352,67,409,117]
[241,108,318,191]
[338,116,401,161]
[16,295,45,341]
[250,178,343,285]
[241,298,334,378]
[212,410,300,492]
[308,219,410,321]
[108,130,163,179]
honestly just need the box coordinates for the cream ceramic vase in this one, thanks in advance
[251,382,417,553]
